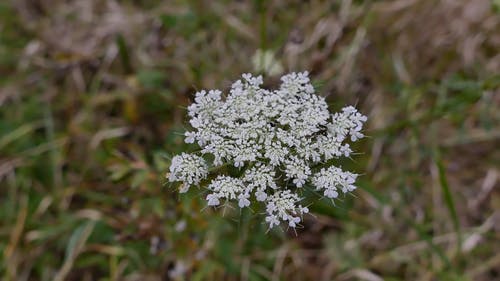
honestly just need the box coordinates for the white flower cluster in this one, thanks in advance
[169,153,208,193]
[168,72,367,230]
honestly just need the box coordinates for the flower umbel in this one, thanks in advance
[168,153,208,193]
[168,72,367,230]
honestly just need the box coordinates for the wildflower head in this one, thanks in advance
[168,153,208,193]
[168,72,367,230]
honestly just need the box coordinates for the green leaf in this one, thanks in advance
[65,220,96,260]
[109,164,131,181]
[435,152,462,254]
[131,170,148,189]
[159,14,177,28]
[137,70,166,90]
[116,34,132,73]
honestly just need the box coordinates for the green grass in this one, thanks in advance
[1,1,499,280]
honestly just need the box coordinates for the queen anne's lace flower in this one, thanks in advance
[312,166,358,199]
[284,156,311,188]
[168,72,367,230]
[169,153,208,193]
[329,106,368,142]
[243,163,277,201]
[206,176,248,207]
[265,190,309,228]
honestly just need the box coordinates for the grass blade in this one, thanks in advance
[435,152,462,256]
[53,220,96,281]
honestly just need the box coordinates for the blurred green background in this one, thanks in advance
[1,0,499,280]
